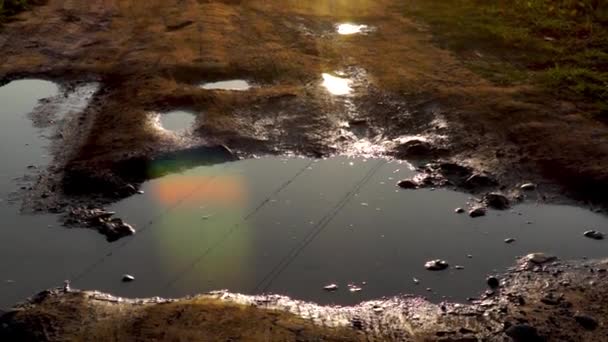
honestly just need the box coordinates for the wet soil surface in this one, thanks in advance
[0,0,606,216]
[2,256,608,341]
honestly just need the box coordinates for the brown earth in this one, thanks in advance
[1,0,607,213]
[2,255,608,341]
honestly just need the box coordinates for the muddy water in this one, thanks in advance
[0,81,607,309]
[157,110,196,132]
[70,157,608,305]
[0,80,107,309]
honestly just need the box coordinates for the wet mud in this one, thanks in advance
[0,0,606,219]
[2,256,608,341]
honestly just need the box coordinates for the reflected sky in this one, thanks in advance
[337,23,369,35]
[201,80,251,91]
[322,73,352,96]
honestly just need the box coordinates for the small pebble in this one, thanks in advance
[425,259,449,271]
[454,207,465,214]
[504,238,516,244]
[584,230,604,240]
[324,284,339,291]
[486,276,500,288]
[122,274,135,282]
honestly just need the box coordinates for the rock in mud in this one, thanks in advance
[323,284,338,292]
[425,259,449,271]
[100,218,136,242]
[122,274,135,282]
[66,207,135,242]
[484,192,510,210]
[574,314,599,330]
[524,253,557,265]
[505,238,516,244]
[487,276,500,288]
[583,230,604,240]
[469,207,486,218]
[504,324,544,342]
[397,179,418,189]
[454,207,465,214]
[521,183,537,191]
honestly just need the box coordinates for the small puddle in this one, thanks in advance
[321,73,352,96]
[336,23,372,35]
[201,80,251,91]
[156,110,196,133]
[64,156,608,306]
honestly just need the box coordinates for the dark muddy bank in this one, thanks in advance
[2,256,608,341]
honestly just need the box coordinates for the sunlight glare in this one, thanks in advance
[322,73,352,96]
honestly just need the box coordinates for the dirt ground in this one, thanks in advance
[2,255,608,341]
[1,0,607,213]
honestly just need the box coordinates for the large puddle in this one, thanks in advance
[1,81,607,309]
[69,157,607,305]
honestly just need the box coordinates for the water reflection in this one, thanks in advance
[0,80,106,309]
[67,157,608,306]
[201,80,251,91]
[321,73,352,96]
[336,23,370,35]
[155,110,196,133]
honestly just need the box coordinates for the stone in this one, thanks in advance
[524,253,557,265]
[397,179,418,189]
[454,265,465,270]
[504,324,543,342]
[469,207,486,218]
[484,192,510,210]
[583,230,604,240]
[574,314,598,330]
[487,276,500,288]
[115,222,136,236]
[521,183,536,191]
[454,207,465,214]
[122,274,135,282]
[505,238,516,244]
[323,284,338,291]
[425,259,449,271]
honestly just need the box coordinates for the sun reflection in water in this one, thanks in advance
[336,23,368,35]
[322,73,352,96]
